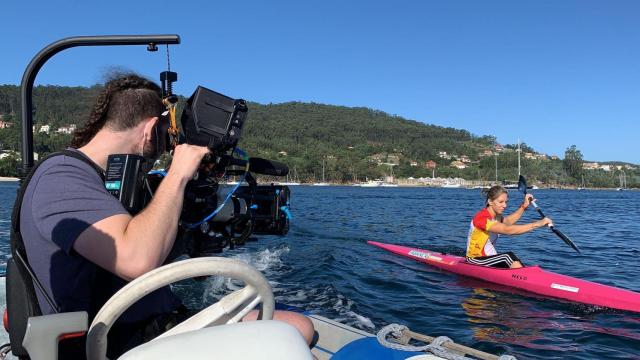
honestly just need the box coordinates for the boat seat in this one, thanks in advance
[118,320,313,360]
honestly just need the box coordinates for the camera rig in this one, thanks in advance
[106,71,292,257]
[177,85,291,255]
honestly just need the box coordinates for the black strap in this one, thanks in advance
[15,250,58,312]
[10,149,105,313]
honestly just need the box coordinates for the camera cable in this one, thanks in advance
[182,148,250,229]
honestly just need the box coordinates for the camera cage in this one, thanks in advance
[161,84,290,257]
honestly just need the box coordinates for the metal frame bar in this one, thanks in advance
[20,34,181,175]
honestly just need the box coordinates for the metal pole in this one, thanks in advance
[517,138,521,177]
[20,35,181,176]
[494,153,498,183]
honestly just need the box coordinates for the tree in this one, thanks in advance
[0,152,20,177]
[563,145,583,181]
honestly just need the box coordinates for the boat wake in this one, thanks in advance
[173,245,376,331]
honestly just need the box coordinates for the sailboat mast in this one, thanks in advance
[517,139,521,177]
[618,173,622,187]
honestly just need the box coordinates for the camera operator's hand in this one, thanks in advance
[168,144,210,183]
[74,143,211,282]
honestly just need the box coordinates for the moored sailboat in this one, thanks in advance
[313,159,330,186]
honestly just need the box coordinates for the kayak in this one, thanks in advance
[368,241,640,313]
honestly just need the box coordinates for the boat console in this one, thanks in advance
[16,257,312,360]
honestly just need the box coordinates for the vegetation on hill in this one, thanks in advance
[0,84,637,188]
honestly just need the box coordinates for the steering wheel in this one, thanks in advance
[86,257,275,360]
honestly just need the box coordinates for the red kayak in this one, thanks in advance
[368,241,640,313]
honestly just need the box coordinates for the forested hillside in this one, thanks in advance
[0,84,637,188]
[241,102,496,182]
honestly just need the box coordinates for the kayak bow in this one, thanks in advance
[368,241,640,313]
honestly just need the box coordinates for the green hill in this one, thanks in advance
[241,101,496,182]
[0,84,637,188]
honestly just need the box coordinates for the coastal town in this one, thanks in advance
[268,141,637,190]
[1,120,637,189]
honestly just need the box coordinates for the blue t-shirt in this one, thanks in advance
[20,150,180,323]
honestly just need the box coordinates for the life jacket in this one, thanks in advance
[6,150,104,358]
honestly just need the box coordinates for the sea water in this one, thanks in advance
[1,181,639,359]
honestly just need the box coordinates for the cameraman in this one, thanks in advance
[19,73,313,357]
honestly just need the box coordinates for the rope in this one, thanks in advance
[162,44,180,149]
[377,324,468,360]
[0,343,11,360]
[376,324,517,360]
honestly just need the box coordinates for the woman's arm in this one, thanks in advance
[503,204,526,225]
[489,217,552,235]
[503,194,534,225]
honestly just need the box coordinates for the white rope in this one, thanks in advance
[376,324,469,360]
[376,324,518,360]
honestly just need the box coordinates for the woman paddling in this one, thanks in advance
[466,185,553,268]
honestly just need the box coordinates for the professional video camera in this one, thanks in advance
[105,71,291,257]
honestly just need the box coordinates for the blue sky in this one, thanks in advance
[3,1,639,164]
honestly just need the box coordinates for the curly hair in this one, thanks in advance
[71,73,165,147]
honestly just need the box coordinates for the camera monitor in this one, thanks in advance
[181,86,247,151]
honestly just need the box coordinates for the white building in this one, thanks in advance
[56,124,77,134]
[450,160,467,169]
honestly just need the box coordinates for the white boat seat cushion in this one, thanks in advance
[118,320,313,360]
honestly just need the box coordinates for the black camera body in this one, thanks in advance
[236,185,290,235]
[171,85,289,256]
[180,181,291,255]
[181,86,247,152]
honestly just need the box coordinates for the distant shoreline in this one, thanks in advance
[268,182,636,190]
[0,176,19,182]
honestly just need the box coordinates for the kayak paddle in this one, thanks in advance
[518,175,580,253]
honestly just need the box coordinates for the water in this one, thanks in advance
[1,181,640,359]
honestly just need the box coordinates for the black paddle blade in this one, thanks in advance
[518,175,527,194]
[520,174,580,254]
[551,227,581,254]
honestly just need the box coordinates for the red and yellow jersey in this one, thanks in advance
[466,208,501,258]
